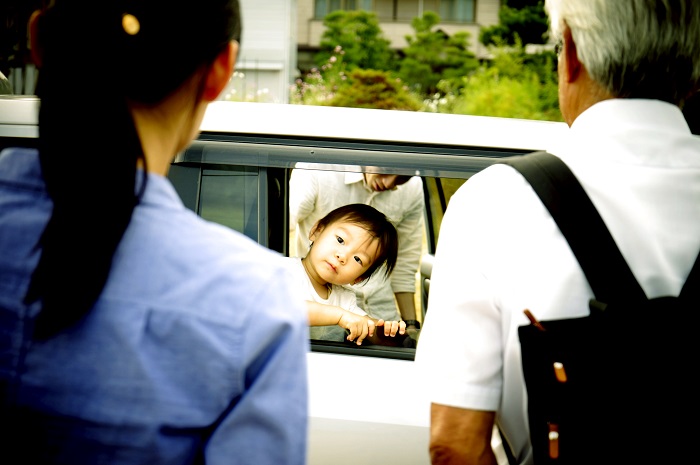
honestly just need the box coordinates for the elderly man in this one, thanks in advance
[417,1,700,464]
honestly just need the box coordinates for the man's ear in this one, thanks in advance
[202,40,238,102]
[29,10,43,68]
[562,24,581,84]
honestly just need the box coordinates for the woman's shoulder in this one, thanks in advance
[124,211,290,295]
[114,230,305,328]
[0,147,42,185]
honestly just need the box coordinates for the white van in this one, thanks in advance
[0,97,568,465]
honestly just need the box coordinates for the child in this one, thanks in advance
[289,203,407,345]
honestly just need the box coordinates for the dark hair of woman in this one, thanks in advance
[25,0,242,339]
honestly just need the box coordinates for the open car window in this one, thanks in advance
[168,124,541,360]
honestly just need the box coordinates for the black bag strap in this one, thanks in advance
[680,247,700,302]
[503,151,645,303]
[503,151,700,303]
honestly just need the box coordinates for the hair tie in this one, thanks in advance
[122,13,140,36]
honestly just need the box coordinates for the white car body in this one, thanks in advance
[0,97,569,465]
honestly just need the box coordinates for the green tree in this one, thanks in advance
[397,11,479,97]
[479,0,549,46]
[428,42,561,121]
[327,68,422,111]
[291,46,350,106]
[315,10,396,71]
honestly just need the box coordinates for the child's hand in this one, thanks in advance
[380,319,406,337]
[338,312,376,345]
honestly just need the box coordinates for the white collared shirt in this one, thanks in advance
[416,99,700,464]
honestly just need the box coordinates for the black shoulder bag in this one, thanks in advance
[501,151,699,465]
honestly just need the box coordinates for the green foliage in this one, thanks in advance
[327,69,423,111]
[292,46,422,111]
[424,43,562,122]
[397,11,479,97]
[291,46,350,106]
[480,0,549,46]
[296,7,561,122]
[315,10,397,71]
[289,67,336,106]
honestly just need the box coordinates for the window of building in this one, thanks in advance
[315,0,374,19]
[439,0,475,22]
[317,0,475,23]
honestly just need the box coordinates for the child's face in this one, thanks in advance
[307,220,379,286]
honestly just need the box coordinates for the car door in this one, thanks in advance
[0,97,566,465]
[168,102,568,465]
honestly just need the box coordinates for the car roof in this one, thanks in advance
[201,101,569,151]
[0,96,569,153]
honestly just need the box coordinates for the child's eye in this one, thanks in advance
[336,236,345,244]
[354,256,363,266]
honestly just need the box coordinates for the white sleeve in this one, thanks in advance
[415,173,504,412]
[391,177,425,293]
[289,168,318,227]
[336,285,367,316]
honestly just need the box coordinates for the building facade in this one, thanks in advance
[223,0,299,104]
[2,0,501,104]
[296,0,501,72]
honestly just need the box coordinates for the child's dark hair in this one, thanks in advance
[26,0,242,339]
[314,204,399,284]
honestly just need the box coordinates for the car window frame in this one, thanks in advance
[172,132,536,361]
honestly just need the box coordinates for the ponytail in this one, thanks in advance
[26,0,242,339]
[26,2,144,339]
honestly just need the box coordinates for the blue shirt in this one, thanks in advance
[0,147,310,464]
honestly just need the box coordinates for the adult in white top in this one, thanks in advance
[290,170,424,326]
[415,1,700,464]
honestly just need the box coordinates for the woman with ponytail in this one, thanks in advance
[0,1,309,463]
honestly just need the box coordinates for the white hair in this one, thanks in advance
[545,0,700,103]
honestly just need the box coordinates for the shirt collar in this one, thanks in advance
[345,172,367,187]
[571,99,690,137]
[137,171,186,211]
